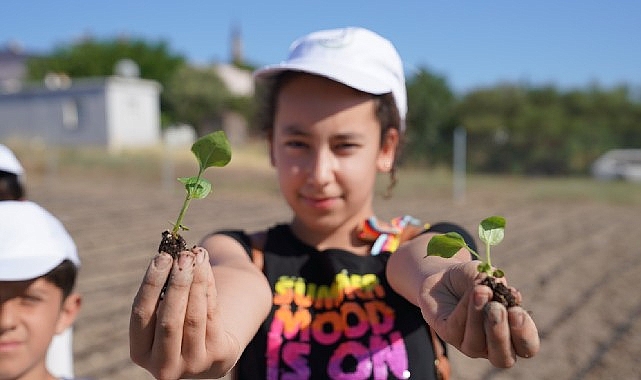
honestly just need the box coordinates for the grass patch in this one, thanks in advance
[7,140,641,205]
[382,167,641,206]
[516,176,641,204]
[451,174,641,205]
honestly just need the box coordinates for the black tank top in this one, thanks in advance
[219,223,451,380]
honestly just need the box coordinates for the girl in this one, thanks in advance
[130,27,539,380]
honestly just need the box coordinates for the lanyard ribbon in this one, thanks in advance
[357,215,429,255]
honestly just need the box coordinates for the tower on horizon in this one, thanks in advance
[230,23,243,65]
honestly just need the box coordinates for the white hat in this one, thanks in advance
[0,201,80,281]
[0,144,24,176]
[254,27,407,131]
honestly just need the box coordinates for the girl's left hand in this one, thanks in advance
[418,261,540,368]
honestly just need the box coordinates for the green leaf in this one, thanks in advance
[191,131,232,170]
[178,176,212,199]
[426,232,469,258]
[478,215,506,246]
[493,268,505,278]
[477,262,492,275]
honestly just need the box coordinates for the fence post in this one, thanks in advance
[453,126,466,203]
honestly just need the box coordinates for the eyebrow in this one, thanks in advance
[281,125,308,136]
[280,125,366,141]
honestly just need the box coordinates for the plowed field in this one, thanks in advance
[21,146,641,380]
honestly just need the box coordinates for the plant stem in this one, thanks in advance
[171,167,204,236]
[485,241,492,268]
[171,196,192,236]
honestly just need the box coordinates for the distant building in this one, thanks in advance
[1,27,253,150]
[0,43,30,93]
[0,75,162,152]
[219,23,253,97]
[214,63,253,97]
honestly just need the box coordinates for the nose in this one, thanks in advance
[306,147,336,186]
[0,302,18,333]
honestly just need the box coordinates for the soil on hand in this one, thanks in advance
[481,276,519,308]
[158,230,187,259]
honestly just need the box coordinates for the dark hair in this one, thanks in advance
[256,71,402,195]
[0,170,24,200]
[42,259,78,299]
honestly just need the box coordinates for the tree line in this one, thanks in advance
[407,68,641,175]
[26,38,641,176]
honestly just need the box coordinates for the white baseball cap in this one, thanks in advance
[254,27,407,131]
[0,144,24,176]
[0,201,80,281]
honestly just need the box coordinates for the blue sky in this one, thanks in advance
[2,1,639,93]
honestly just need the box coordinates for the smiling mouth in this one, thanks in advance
[301,195,339,209]
[0,340,22,352]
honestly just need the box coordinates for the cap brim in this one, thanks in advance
[0,144,24,175]
[0,254,64,281]
[254,60,392,95]
[0,201,79,281]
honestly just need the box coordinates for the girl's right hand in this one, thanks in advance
[129,248,241,380]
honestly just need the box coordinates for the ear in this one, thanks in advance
[268,133,276,167]
[55,293,82,334]
[376,128,400,172]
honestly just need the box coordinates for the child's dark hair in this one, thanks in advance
[256,71,402,196]
[0,170,24,200]
[42,259,78,299]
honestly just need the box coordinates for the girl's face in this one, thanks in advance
[0,278,80,380]
[271,74,398,247]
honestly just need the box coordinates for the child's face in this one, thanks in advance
[271,74,398,242]
[0,278,79,380]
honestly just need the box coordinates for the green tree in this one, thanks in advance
[405,67,457,166]
[164,65,232,137]
[457,83,641,175]
[456,85,523,172]
[560,85,641,173]
[26,37,184,84]
[26,37,185,126]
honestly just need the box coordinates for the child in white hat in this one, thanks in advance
[0,201,82,380]
[0,145,78,379]
[130,27,539,379]
[0,144,25,200]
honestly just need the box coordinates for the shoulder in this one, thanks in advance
[427,222,477,252]
[199,230,253,265]
[200,226,281,265]
[203,229,251,248]
[249,230,267,250]
[248,224,290,251]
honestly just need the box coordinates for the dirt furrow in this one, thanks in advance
[18,166,641,380]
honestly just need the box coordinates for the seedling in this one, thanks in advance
[158,130,232,258]
[426,216,519,307]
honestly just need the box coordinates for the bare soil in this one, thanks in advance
[23,151,641,380]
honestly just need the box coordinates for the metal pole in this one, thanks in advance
[162,134,176,194]
[453,126,466,203]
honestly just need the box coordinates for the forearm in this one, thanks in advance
[210,263,272,346]
[187,265,270,378]
[197,236,272,377]
[386,232,470,306]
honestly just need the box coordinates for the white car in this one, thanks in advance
[592,149,641,182]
